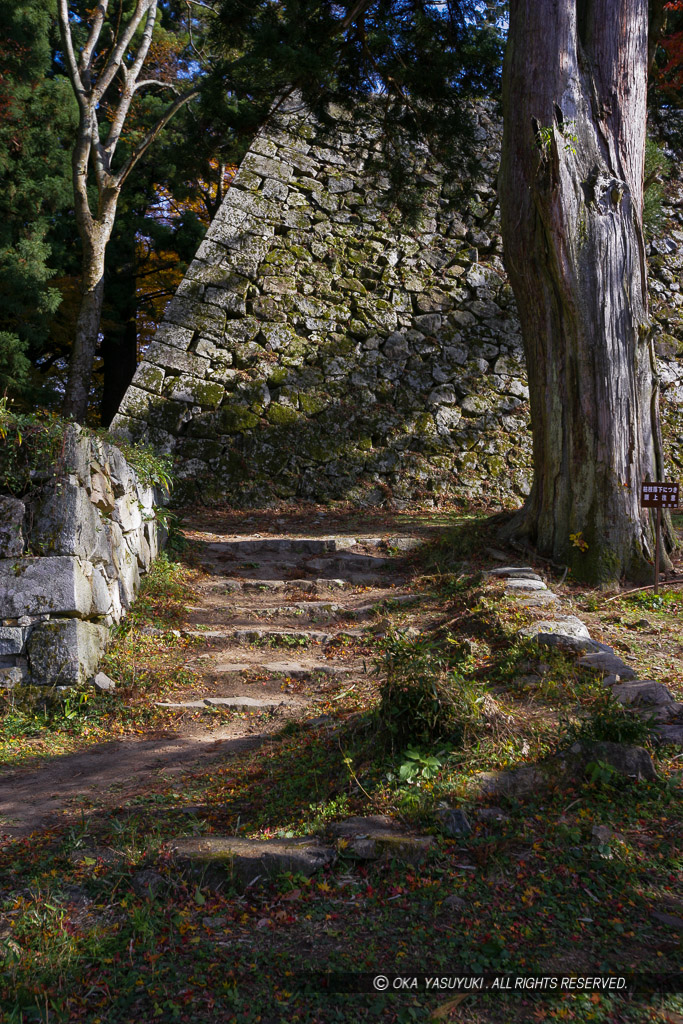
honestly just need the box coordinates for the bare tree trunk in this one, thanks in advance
[499,0,671,584]
[57,0,199,422]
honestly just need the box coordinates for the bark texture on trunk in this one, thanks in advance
[58,0,198,423]
[499,0,670,583]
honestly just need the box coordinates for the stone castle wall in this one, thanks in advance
[0,426,163,688]
[112,99,683,507]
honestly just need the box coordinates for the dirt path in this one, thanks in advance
[0,516,424,837]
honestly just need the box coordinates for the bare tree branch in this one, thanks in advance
[102,3,158,168]
[133,79,181,93]
[92,0,154,103]
[79,0,109,86]
[57,0,88,110]
[114,86,201,187]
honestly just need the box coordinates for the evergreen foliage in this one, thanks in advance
[210,1,506,197]
[0,0,76,397]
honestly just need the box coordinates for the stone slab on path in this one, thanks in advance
[516,592,561,607]
[564,740,657,781]
[259,660,352,678]
[228,627,365,644]
[465,766,549,800]
[611,680,676,707]
[223,578,350,593]
[205,537,359,556]
[306,554,395,573]
[231,601,345,620]
[211,659,353,679]
[505,581,548,598]
[184,627,366,644]
[487,567,544,581]
[156,695,299,709]
[577,652,638,680]
[171,836,337,891]
[326,816,434,865]
[537,633,609,653]
[656,723,683,745]
[519,616,591,641]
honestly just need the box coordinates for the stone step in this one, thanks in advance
[156,695,299,709]
[486,567,544,581]
[183,627,367,644]
[171,835,337,892]
[219,578,351,594]
[305,554,395,573]
[204,536,359,556]
[519,616,591,641]
[203,535,423,558]
[229,601,346,621]
[212,660,353,679]
[514,592,560,607]
[223,594,417,623]
[504,578,547,592]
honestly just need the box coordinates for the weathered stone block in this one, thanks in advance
[612,680,675,707]
[0,556,92,618]
[0,496,26,557]
[145,342,212,379]
[117,546,141,610]
[0,626,28,655]
[90,565,113,617]
[28,619,109,686]
[566,740,657,781]
[111,494,143,534]
[171,836,336,891]
[32,482,110,564]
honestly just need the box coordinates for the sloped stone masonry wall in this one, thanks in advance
[0,427,163,688]
[112,99,683,506]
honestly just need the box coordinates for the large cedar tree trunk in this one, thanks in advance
[499,0,671,584]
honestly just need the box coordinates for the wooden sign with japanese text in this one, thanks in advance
[640,482,679,508]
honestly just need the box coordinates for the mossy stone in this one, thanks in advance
[266,367,289,385]
[266,404,303,426]
[193,382,225,408]
[298,392,329,415]
[219,406,261,433]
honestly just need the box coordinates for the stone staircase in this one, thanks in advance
[156,532,418,717]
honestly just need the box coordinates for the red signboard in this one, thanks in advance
[641,482,679,508]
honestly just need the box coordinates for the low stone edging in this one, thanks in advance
[486,566,683,749]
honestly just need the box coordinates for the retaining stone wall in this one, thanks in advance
[111,99,683,507]
[0,426,163,688]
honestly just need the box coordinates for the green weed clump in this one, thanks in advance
[560,689,654,747]
[627,589,679,612]
[0,395,174,498]
[97,430,173,492]
[0,396,65,496]
[375,630,483,748]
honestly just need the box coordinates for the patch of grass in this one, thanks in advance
[627,589,681,612]
[120,551,200,631]
[560,689,656,747]
[417,513,499,574]
[375,629,485,749]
